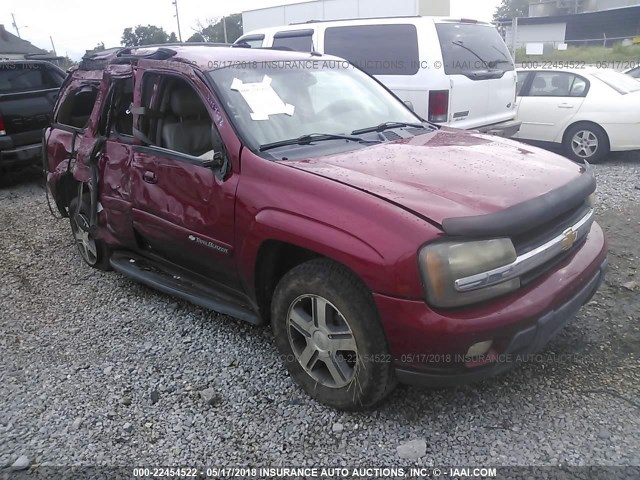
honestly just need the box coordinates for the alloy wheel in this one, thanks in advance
[571,130,599,159]
[71,212,98,265]
[286,294,358,389]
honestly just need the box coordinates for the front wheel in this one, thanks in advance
[563,123,610,164]
[69,186,111,271]
[271,259,396,410]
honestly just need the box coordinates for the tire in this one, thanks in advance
[271,258,396,410]
[563,123,610,164]
[69,186,112,271]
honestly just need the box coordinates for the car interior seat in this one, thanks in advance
[161,85,213,157]
[532,76,547,94]
[551,75,570,96]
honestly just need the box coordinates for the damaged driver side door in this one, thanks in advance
[129,64,240,290]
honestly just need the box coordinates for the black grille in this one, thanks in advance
[512,201,591,256]
[512,200,592,285]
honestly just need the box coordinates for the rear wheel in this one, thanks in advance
[69,186,111,271]
[563,123,610,164]
[271,259,396,410]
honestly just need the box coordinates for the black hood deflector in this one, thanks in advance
[441,169,596,237]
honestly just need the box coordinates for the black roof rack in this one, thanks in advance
[116,46,178,61]
[78,42,232,70]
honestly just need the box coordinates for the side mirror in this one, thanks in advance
[200,150,225,169]
[404,100,415,112]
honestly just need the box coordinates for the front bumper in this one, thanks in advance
[0,143,42,168]
[375,221,607,387]
[395,259,607,387]
[476,119,522,138]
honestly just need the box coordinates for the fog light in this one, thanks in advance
[466,340,493,358]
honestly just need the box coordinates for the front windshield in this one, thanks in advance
[592,70,640,94]
[208,61,422,150]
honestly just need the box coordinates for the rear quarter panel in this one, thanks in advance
[559,80,640,150]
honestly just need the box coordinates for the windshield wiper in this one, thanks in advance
[351,121,426,135]
[452,40,490,69]
[452,41,512,71]
[259,133,374,152]
[487,59,513,69]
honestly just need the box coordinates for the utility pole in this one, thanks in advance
[50,36,57,56]
[222,16,228,43]
[172,0,183,42]
[511,16,519,61]
[11,13,21,38]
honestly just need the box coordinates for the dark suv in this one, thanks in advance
[0,59,65,176]
[45,45,607,410]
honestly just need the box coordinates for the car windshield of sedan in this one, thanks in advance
[593,70,640,94]
[208,62,424,151]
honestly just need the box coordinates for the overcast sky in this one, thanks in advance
[1,0,502,60]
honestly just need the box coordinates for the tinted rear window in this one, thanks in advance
[435,23,514,75]
[324,24,419,76]
[0,63,62,93]
[273,31,313,52]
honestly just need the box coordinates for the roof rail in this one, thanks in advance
[288,15,421,25]
[78,42,233,70]
[122,42,231,50]
[81,42,232,61]
[116,46,178,61]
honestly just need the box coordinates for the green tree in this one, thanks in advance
[494,0,530,20]
[121,25,172,47]
[187,14,242,43]
[187,32,205,42]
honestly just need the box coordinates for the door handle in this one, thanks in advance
[142,171,157,184]
[558,103,574,109]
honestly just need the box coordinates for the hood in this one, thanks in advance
[282,128,586,227]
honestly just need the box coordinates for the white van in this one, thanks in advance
[236,16,521,136]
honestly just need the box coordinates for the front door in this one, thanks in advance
[129,64,240,289]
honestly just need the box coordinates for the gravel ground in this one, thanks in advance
[1,155,639,470]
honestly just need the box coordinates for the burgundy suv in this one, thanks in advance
[45,45,607,410]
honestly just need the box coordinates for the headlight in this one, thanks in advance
[419,238,520,308]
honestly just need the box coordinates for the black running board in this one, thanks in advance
[109,251,262,325]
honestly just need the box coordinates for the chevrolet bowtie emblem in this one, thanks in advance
[561,228,578,251]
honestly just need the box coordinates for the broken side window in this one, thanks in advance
[56,84,100,129]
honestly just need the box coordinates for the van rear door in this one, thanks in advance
[435,21,517,130]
